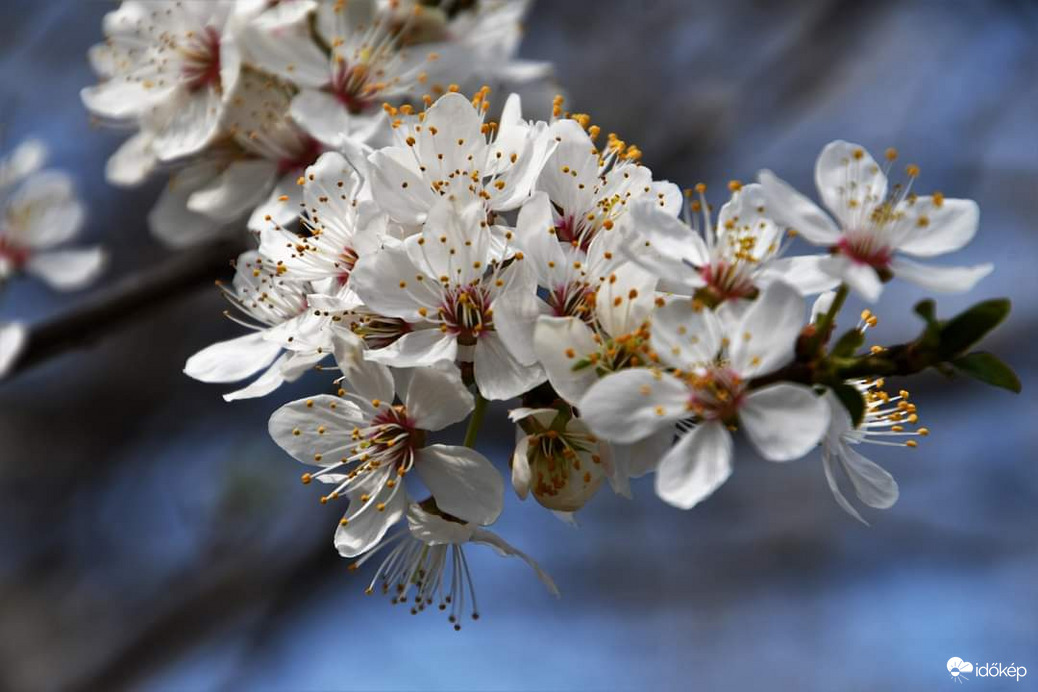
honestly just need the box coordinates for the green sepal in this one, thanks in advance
[951,351,1022,393]
[938,298,1011,358]
[830,382,866,428]
[830,328,865,359]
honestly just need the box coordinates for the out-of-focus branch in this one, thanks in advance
[6,237,247,378]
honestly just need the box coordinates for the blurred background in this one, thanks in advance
[1,1,1036,690]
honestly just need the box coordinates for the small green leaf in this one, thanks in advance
[951,351,1022,393]
[831,328,865,358]
[914,299,938,325]
[830,382,866,427]
[939,298,1011,358]
[913,299,942,349]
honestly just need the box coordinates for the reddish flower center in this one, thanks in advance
[181,26,222,92]
[439,284,494,344]
[699,261,756,302]
[688,367,745,423]
[327,61,376,115]
[554,213,595,253]
[837,234,893,269]
[0,237,30,269]
[277,136,323,175]
[547,281,595,321]
[337,247,359,286]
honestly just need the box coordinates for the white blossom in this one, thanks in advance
[82,1,242,162]
[0,141,103,291]
[350,196,543,400]
[269,340,503,557]
[580,282,830,510]
[759,140,992,302]
[347,501,557,629]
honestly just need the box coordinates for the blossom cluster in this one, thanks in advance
[78,0,1016,630]
[0,139,104,377]
[81,0,553,248]
[178,79,1005,625]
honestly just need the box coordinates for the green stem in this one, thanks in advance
[810,283,849,354]
[462,392,488,448]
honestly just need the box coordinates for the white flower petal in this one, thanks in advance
[268,393,367,465]
[403,361,475,431]
[740,383,829,462]
[889,256,993,294]
[511,434,532,499]
[756,255,841,295]
[151,87,224,161]
[335,479,407,558]
[186,160,278,221]
[223,352,291,401]
[730,281,804,377]
[654,421,733,510]
[814,140,887,228]
[473,332,545,401]
[365,329,458,368]
[184,331,282,383]
[367,147,435,225]
[628,197,709,267]
[822,448,868,525]
[290,90,385,147]
[579,369,689,444]
[895,197,979,257]
[416,444,504,525]
[406,503,475,545]
[247,175,304,233]
[26,248,106,291]
[838,443,899,509]
[350,245,442,320]
[106,132,157,187]
[0,322,27,378]
[757,169,841,245]
[650,297,724,370]
[819,254,883,303]
[533,316,599,406]
[470,527,560,597]
[331,331,394,403]
[595,261,658,338]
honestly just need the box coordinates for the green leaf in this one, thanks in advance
[914,299,938,325]
[913,299,941,349]
[951,351,1022,393]
[939,298,1011,358]
[830,328,865,358]
[830,382,866,427]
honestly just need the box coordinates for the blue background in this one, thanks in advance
[0,1,1035,690]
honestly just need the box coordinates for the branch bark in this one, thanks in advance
[6,237,246,378]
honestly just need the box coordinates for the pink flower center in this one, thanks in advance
[0,237,30,269]
[699,261,756,302]
[337,247,359,286]
[181,26,222,92]
[554,213,595,253]
[277,136,323,175]
[688,367,745,423]
[438,284,494,344]
[837,233,893,269]
[547,281,595,321]
[327,61,376,115]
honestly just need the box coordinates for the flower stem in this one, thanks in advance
[462,392,488,448]
[811,283,849,353]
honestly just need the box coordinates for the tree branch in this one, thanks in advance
[6,237,246,378]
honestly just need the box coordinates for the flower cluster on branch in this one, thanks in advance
[70,0,1022,628]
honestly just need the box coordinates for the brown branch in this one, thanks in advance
[6,236,247,378]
